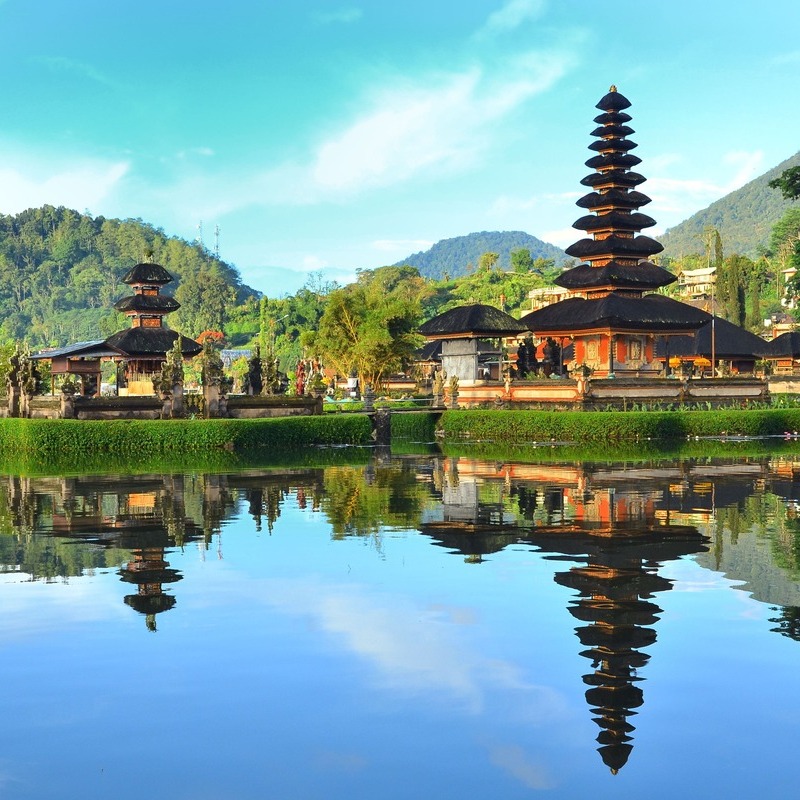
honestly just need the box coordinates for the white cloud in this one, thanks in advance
[311,51,572,195]
[540,227,576,248]
[488,744,556,790]
[372,238,435,254]
[0,150,129,216]
[477,0,546,38]
[645,149,763,225]
[312,6,363,25]
[259,577,565,716]
[302,254,329,271]
[35,55,116,88]
[771,50,800,65]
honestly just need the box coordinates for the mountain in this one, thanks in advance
[658,152,800,259]
[395,231,568,280]
[0,205,258,347]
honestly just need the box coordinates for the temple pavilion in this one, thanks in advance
[107,262,201,393]
[32,262,201,395]
[418,303,528,381]
[521,87,710,377]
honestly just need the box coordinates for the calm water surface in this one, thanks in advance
[1,449,799,799]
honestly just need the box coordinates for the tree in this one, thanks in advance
[769,166,800,201]
[510,248,534,273]
[477,252,500,272]
[717,254,751,327]
[305,266,427,388]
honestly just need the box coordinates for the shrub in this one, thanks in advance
[0,415,373,457]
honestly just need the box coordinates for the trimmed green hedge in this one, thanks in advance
[0,415,373,457]
[390,412,437,442]
[439,408,800,443]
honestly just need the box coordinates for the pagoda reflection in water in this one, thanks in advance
[421,456,711,772]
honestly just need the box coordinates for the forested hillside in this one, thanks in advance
[0,205,256,347]
[395,231,567,280]
[658,152,800,259]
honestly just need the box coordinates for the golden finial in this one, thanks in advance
[609,84,617,92]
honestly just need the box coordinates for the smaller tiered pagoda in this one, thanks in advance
[106,263,201,393]
[521,87,710,377]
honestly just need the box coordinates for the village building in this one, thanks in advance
[520,87,710,377]
[676,266,716,300]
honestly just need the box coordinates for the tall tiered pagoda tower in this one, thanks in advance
[522,87,709,377]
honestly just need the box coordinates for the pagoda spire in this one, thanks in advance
[520,87,710,378]
[563,87,665,286]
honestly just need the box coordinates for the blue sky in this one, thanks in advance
[1,0,799,295]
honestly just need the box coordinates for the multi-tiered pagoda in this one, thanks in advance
[522,87,709,377]
[106,263,201,393]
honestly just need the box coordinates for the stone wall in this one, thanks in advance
[450,376,769,409]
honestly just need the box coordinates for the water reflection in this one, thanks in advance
[2,452,800,775]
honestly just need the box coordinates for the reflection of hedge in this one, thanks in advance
[0,415,372,456]
[390,412,437,442]
[440,409,800,443]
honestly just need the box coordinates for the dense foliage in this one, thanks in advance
[303,266,428,386]
[0,415,372,455]
[439,408,800,442]
[0,205,256,345]
[394,230,567,280]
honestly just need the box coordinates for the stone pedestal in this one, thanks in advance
[204,383,220,417]
[7,386,20,418]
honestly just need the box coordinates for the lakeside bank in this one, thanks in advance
[3,408,800,461]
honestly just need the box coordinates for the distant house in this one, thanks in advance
[677,266,715,299]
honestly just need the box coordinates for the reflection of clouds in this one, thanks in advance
[0,577,124,640]
[264,577,566,721]
[488,743,555,790]
[313,749,367,773]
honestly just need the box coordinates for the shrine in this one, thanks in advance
[106,262,202,394]
[521,87,710,377]
[31,262,201,396]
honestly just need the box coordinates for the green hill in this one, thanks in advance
[658,152,800,259]
[0,205,258,347]
[394,230,568,280]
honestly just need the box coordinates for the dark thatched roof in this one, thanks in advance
[121,263,174,285]
[588,138,638,153]
[576,190,651,210]
[590,124,634,138]
[520,293,710,334]
[596,88,632,111]
[105,327,202,358]
[585,153,642,170]
[654,317,770,359]
[414,340,442,362]
[418,303,528,338]
[765,331,800,357]
[593,110,632,125]
[556,261,676,291]
[572,211,657,233]
[565,235,663,260]
[31,340,123,360]
[580,170,645,189]
[114,294,181,313]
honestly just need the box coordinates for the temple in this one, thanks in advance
[107,263,202,394]
[521,87,710,377]
[31,262,202,396]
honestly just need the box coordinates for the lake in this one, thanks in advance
[1,445,799,799]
